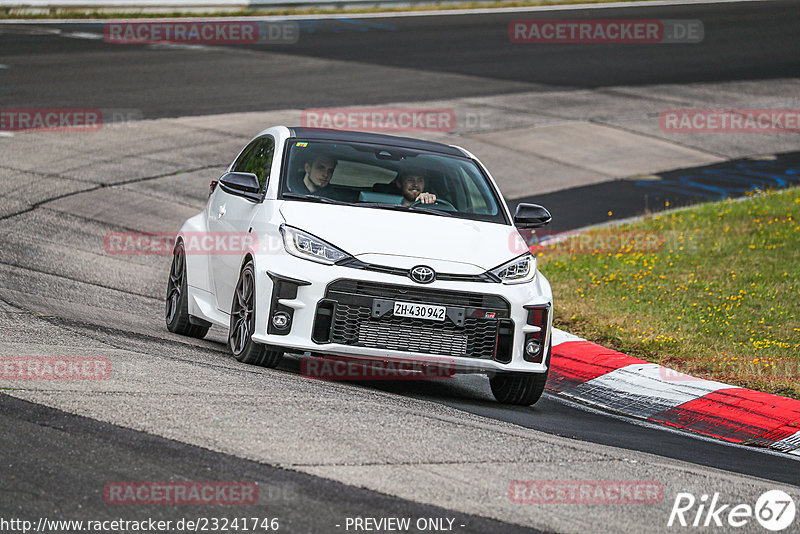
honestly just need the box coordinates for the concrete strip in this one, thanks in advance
[2,78,798,202]
[45,185,200,231]
[123,167,229,206]
[475,122,723,178]
[614,79,800,109]
[463,89,688,125]
[0,168,96,206]
[457,139,607,199]
[0,197,32,219]
[0,266,166,338]
[0,211,169,298]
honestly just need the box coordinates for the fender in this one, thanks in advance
[177,212,212,293]
[243,250,276,339]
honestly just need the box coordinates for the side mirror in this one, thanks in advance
[218,172,263,202]
[514,203,551,229]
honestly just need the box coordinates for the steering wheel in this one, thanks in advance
[410,198,457,211]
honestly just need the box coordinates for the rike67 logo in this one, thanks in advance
[668,490,796,531]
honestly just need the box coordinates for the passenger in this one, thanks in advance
[295,153,337,195]
[395,170,437,206]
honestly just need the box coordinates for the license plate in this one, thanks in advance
[393,301,446,322]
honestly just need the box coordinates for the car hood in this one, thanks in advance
[279,201,528,272]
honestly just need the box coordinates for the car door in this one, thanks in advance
[207,135,275,313]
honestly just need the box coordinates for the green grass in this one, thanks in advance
[0,0,665,19]
[538,187,800,399]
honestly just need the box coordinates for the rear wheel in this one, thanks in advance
[229,260,283,368]
[165,241,209,339]
[490,342,551,406]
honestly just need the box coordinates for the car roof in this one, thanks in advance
[288,127,466,157]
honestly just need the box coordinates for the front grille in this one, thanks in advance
[358,321,468,355]
[319,280,511,359]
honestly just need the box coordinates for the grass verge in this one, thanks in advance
[538,187,800,399]
[0,0,667,19]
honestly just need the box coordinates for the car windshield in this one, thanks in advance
[279,139,509,224]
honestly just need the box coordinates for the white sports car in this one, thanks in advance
[166,126,554,405]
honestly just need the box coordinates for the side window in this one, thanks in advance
[461,170,497,215]
[233,136,275,191]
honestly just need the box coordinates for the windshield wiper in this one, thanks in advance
[357,202,454,217]
[282,193,352,206]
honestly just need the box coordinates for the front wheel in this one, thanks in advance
[229,260,283,368]
[490,342,551,406]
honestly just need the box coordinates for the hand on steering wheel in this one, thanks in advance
[410,197,457,211]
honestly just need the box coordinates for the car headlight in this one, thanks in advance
[490,253,536,284]
[280,225,351,265]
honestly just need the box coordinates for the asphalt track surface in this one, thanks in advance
[0,394,540,533]
[0,1,797,117]
[2,1,800,532]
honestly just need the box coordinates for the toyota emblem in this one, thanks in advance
[409,265,436,284]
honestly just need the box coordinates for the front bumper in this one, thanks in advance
[250,253,553,374]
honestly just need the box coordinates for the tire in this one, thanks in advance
[229,260,283,368]
[490,341,551,406]
[166,241,210,339]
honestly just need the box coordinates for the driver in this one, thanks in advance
[296,153,337,194]
[395,170,437,206]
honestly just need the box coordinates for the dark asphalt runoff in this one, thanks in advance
[510,151,800,233]
[0,1,797,117]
